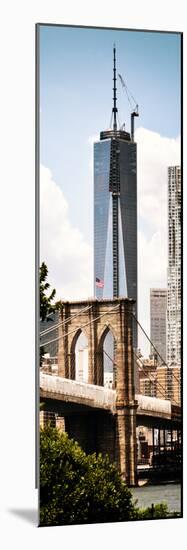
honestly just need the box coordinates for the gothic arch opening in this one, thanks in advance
[70,329,88,382]
[97,326,116,388]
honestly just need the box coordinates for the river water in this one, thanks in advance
[131,483,182,513]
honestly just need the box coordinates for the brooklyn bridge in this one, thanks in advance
[40,298,181,486]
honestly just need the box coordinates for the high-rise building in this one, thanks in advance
[150,288,167,364]
[138,357,157,398]
[167,166,181,365]
[138,357,180,405]
[94,47,138,349]
[156,365,168,400]
[167,365,181,405]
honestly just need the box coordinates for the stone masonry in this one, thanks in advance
[57,297,138,485]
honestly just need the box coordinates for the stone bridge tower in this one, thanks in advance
[58,297,137,485]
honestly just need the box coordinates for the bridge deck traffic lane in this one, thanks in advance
[40,374,181,427]
[40,373,116,413]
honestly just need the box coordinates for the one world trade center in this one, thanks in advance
[94,46,138,349]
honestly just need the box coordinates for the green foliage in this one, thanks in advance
[40,426,136,526]
[40,427,175,526]
[137,502,169,519]
[40,262,58,322]
[40,262,62,365]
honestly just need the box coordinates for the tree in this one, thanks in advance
[40,426,137,526]
[40,262,61,366]
[40,262,59,322]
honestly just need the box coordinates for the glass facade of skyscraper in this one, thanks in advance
[94,139,112,299]
[94,133,137,347]
[93,44,138,387]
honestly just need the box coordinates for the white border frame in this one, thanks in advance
[0,1,186,548]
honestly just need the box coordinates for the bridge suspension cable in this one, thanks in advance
[40,303,121,348]
[103,348,117,365]
[40,303,180,406]
[131,311,180,387]
[134,351,179,405]
[40,304,93,337]
[103,339,179,405]
[104,346,177,403]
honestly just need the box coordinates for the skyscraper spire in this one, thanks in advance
[112,45,118,131]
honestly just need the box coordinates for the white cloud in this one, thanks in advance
[136,127,180,232]
[40,164,93,301]
[138,229,167,355]
[135,128,180,355]
[40,127,180,357]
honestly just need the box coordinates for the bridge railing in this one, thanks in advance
[136,393,171,418]
[40,373,116,413]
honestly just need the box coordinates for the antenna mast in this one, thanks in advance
[112,45,118,131]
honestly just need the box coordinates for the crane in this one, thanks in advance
[118,73,139,141]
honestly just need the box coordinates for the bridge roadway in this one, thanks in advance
[40,373,181,429]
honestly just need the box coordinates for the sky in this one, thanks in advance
[39,25,181,356]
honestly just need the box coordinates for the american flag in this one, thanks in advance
[96,277,104,288]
